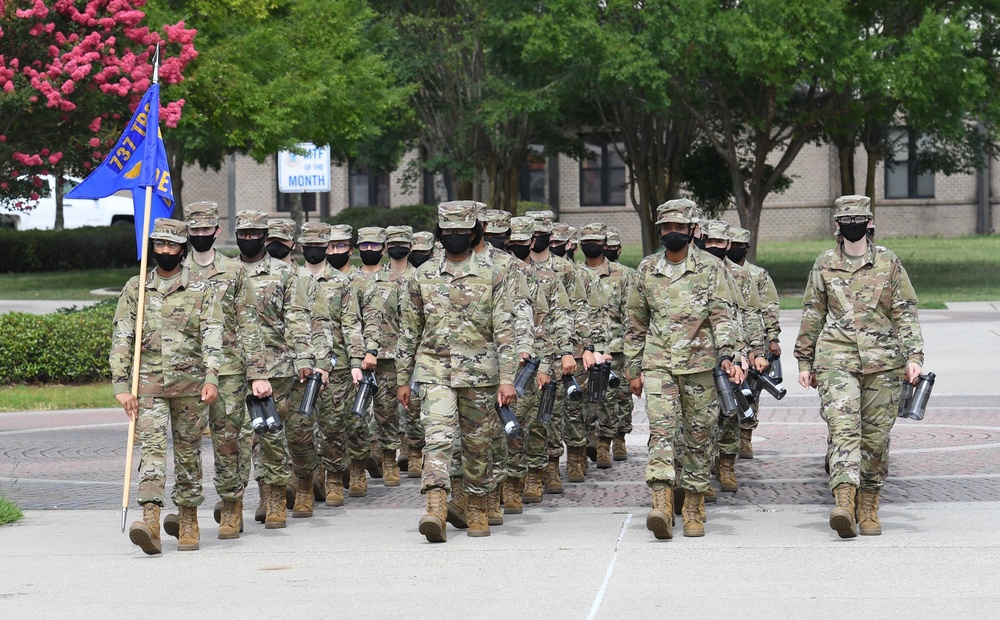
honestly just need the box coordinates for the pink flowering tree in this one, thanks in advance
[0,0,196,228]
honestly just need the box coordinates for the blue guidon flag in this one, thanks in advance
[67,83,174,258]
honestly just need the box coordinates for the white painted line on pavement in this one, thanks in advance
[587,512,632,620]
[0,477,119,486]
[0,422,128,435]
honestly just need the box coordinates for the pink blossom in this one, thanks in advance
[89,117,101,132]
[32,176,44,188]
[40,148,49,157]
[0,135,5,142]
[60,79,75,94]
[30,193,39,201]
[89,137,100,147]
[48,152,63,165]
[3,81,12,93]
[162,99,185,127]
[83,161,91,169]
[0,183,7,190]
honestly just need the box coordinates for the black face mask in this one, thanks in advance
[440,233,472,255]
[566,249,576,260]
[302,247,328,265]
[727,247,747,263]
[484,236,506,249]
[839,221,868,243]
[153,251,183,272]
[549,242,566,257]
[387,246,410,260]
[237,238,265,258]
[265,241,291,259]
[604,248,620,262]
[189,235,215,253]
[693,236,706,250]
[508,244,531,260]
[532,234,551,253]
[705,246,728,261]
[661,231,690,252]
[326,252,351,269]
[408,251,431,268]
[581,242,604,259]
[360,250,383,266]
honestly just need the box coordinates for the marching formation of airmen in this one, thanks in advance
[111,193,924,553]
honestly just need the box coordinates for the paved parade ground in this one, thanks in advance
[2,307,1000,618]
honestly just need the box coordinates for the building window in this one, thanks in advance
[580,141,626,206]
[520,145,546,203]
[349,162,390,208]
[885,129,934,199]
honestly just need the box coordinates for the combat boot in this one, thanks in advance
[523,469,543,504]
[446,476,468,530]
[366,441,383,479]
[596,438,613,469]
[218,500,240,540]
[466,493,490,537]
[265,482,287,529]
[486,486,504,526]
[382,449,401,487]
[857,487,881,536]
[739,428,754,459]
[292,475,314,518]
[418,488,448,543]
[673,485,685,516]
[407,446,423,478]
[682,491,705,537]
[704,483,717,503]
[213,500,223,526]
[325,470,344,507]
[586,432,598,463]
[830,483,858,539]
[312,470,327,502]
[613,434,628,461]
[544,456,564,494]
[163,510,180,538]
[348,460,368,498]
[503,476,523,514]
[177,505,200,551]
[719,454,738,492]
[567,447,585,483]
[397,443,409,471]
[646,484,674,540]
[255,481,268,523]
[128,503,162,555]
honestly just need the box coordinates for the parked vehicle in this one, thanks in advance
[0,176,134,230]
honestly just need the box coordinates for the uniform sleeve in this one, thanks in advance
[395,273,424,387]
[758,271,781,342]
[199,287,225,388]
[708,265,736,361]
[745,276,766,358]
[360,279,383,354]
[234,269,269,380]
[310,282,335,373]
[586,270,611,353]
[794,258,828,372]
[341,283,366,368]
[284,271,315,371]
[890,258,924,366]
[492,270,516,385]
[512,268,535,358]
[109,279,139,395]
[624,269,649,379]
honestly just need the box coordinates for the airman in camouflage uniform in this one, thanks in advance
[625,201,742,539]
[401,231,435,469]
[408,231,434,268]
[396,202,516,541]
[112,218,224,554]
[603,227,637,461]
[795,195,924,538]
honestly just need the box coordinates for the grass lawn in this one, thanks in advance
[0,268,135,300]
[0,382,115,412]
[0,495,23,525]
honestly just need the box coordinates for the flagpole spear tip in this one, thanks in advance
[152,42,160,85]
[121,507,128,533]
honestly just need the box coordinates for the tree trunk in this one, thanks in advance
[54,171,64,230]
[166,140,185,218]
[864,147,878,214]
[288,192,304,238]
[838,142,855,195]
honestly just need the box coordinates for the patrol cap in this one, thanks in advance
[235,209,268,231]
[654,199,693,225]
[688,203,705,225]
[298,222,331,245]
[509,216,535,242]
[437,201,477,230]
[149,218,188,244]
[267,218,296,241]
[730,227,751,244]
[833,195,873,220]
[552,222,571,242]
[386,225,413,245]
[568,225,579,244]
[358,226,387,245]
[482,210,511,234]
[411,231,434,251]
[183,201,219,228]
[579,223,607,242]
[701,219,730,241]
[329,224,353,243]
[472,201,489,222]
[525,210,554,233]
[606,227,622,247]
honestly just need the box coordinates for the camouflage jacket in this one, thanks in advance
[184,251,268,380]
[746,261,781,343]
[625,248,738,377]
[350,267,387,356]
[726,259,766,358]
[358,263,415,360]
[481,245,534,358]
[241,256,314,378]
[795,243,924,374]
[582,258,632,355]
[110,267,224,397]
[533,254,603,356]
[304,264,365,371]
[525,258,572,376]
[396,253,516,388]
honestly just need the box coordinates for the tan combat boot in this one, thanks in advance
[596,438,613,469]
[503,476,524,514]
[163,510,180,538]
[177,505,200,551]
[704,483,718,503]
[213,500,223,526]
[466,493,490,537]
[218,500,240,540]
[613,434,628,461]
[407,446,423,478]
[682,491,705,537]
[486,486,504,526]
[830,483,858,538]
[739,428,754,459]
[312,470,327,502]
[255,481,268,523]
[265,482,287,529]
[292,475,314,518]
[128,503,162,555]
[567,447,585,483]
[672,485,685,516]
[348,460,368,498]
[366,442,383,479]
[646,484,674,540]
[446,476,469,529]
[858,487,881,536]
[418,488,448,543]
[325,470,344,507]
[544,456,564,493]
[523,469,543,504]
[383,449,401,487]
[719,454,738,492]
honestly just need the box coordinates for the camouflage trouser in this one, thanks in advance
[345,378,371,462]
[371,359,401,452]
[135,395,208,507]
[590,352,624,439]
[551,361,587,455]
[206,374,247,502]
[251,376,293,487]
[402,392,425,450]
[420,384,498,498]
[512,380,545,476]
[316,368,355,473]
[740,399,760,431]
[715,405,741,457]
[613,353,635,435]
[135,396,171,507]
[818,367,902,492]
[285,376,319,479]
[644,369,718,493]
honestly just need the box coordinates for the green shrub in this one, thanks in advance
[514,201,551,217]
[0,300,115,385]
[322,205,439,237]
[0,495,23,525]
[0,226,136,273]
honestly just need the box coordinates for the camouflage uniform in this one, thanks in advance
[110,219,224,509]
[401,231,436,454]
[605,227,637,452]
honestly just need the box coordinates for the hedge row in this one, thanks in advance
[0,300,115,385]
[0,226,137,273]
[322,204,439,235]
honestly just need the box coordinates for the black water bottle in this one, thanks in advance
[351,370,377,418]
[495,403,523,441]
[261,396,282,433]
[897,380,915,418]
[748,368,787,401]
[607,364,621,389]
[714,366,739,418]
[599,362,612,401]
[513,357,541,397]
[246,395,268,435]
[298,372,323,415]
[563,373,583,402]
[734,387,755,421]
[767,352,783,383]
[587,364,602,403]
[538,382,557,426]
[903,372,935,421]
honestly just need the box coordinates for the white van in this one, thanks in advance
[0,176,135,230]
